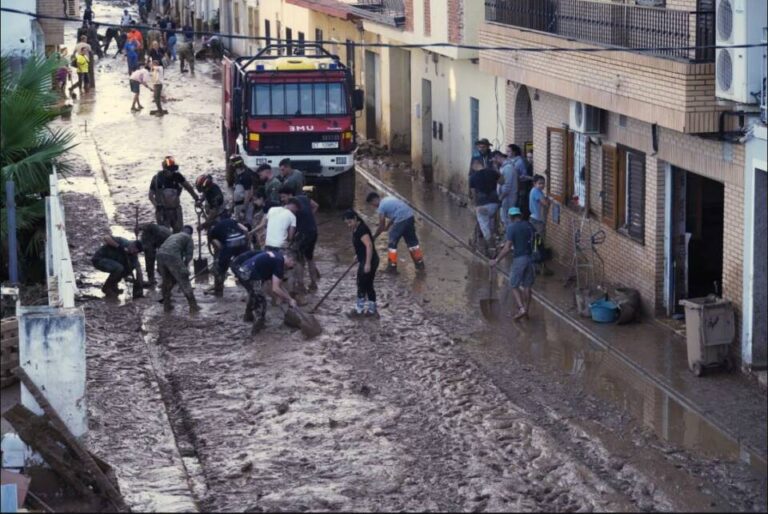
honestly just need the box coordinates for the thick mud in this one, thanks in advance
[53,2,767,511]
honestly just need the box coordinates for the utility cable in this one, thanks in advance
[2,6,767,55]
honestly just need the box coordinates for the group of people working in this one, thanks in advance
[89,155,424,333]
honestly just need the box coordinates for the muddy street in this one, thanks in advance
[50,2,767,512]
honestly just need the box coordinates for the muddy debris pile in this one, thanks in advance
[355,139,390,158]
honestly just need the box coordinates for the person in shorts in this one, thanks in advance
[529,174,552,275]
[490,207,536,320]
[129,65,152,112]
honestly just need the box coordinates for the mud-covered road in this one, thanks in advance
[54,2,766,511]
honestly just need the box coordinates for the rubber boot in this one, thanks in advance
[366,301,379,318]
[187,295,201,314]
[386,249,398,273]
[213,272,224,297]
[409,246,425,270]
[244,294,255,322]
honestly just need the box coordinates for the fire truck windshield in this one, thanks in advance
[252,82,348,117]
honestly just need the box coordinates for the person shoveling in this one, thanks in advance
[231,250,322,337]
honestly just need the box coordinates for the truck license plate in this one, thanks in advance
[312,142,339,149]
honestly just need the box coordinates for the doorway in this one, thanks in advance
[514,86,533,148]
[364,51,380,141]
[421,78,433,183]
[668,167,724,313]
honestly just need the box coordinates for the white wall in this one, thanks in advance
[0,0,37,57]
[19,306,87,437]
[742,124,768,368]
[410,49,506,193]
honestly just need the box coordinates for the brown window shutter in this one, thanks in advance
[564,131,575,205]
[626,151,646,242]
[601,144,618,228]
[546,127,566,202]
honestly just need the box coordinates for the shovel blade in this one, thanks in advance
[480,298,501,322]
[194,258,209,275]
[284,306,323,339]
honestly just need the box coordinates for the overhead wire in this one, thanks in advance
[2,6,767,55]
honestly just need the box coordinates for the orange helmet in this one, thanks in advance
[162,156,178,171]
[195,174,213,192]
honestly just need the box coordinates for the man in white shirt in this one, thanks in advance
[149,60,166,116]
[256,205,296,251]
[129,65,152,111]
[121,9,132,26]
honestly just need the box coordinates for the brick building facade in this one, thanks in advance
[479,0,760,369]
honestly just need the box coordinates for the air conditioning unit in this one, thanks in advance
[715,0,767,104]
[569,101,602,134]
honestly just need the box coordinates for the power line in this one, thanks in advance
[2,6,767,55]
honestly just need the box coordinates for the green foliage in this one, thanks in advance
[1,54,76,280]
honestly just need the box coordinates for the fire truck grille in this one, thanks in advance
[260,133,342,154]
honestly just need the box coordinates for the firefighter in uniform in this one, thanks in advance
[149,157,200,232]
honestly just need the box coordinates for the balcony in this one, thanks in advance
[479,0,721,133]
[485,0,715,63]
[347,0,407,28]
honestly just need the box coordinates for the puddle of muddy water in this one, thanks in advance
[348,165,767,477]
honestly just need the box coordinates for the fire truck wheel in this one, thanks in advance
[332,167,355,209]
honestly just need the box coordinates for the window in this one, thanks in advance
[264,19,271,46]
[573,133,588,209]
[345,39,355,71]
[622,149,646,242]
[546,127,569,202]
[248,7,255,37]
[470,97,479,152]
[233,2,240,34]
[316,28,323,45]
[297,32,305,55]
[286,27,292,55]
[601,145,645,243]
[251,83,349,116]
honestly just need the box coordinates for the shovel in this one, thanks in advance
[193,206,209,276]
[480,267,501,322]
[281,303,323,339]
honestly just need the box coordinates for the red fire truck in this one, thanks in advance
[222,44,364,208]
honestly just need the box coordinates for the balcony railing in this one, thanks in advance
[348,0,406,28]
[485,0,715,63]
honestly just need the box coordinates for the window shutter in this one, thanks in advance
[626,152,646,242]
[601,144,618,228]
[546,127,566,202]
[565,131,575,204]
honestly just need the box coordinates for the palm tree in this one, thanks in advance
[1,54,76,282]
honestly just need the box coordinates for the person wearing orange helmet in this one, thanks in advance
[148,157,199,232]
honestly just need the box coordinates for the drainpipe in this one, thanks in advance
[5,181,19,285]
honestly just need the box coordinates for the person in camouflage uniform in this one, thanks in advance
[139,222,172,285]
[157,225,200,313]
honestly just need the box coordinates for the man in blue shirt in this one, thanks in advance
[367,192,425,272]
[490,207,535,320]
[529,174,552,275]
[231,250,296,334]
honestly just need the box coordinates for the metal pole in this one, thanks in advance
[6,180,19,285]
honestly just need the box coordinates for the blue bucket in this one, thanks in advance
[590,299,619,323]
